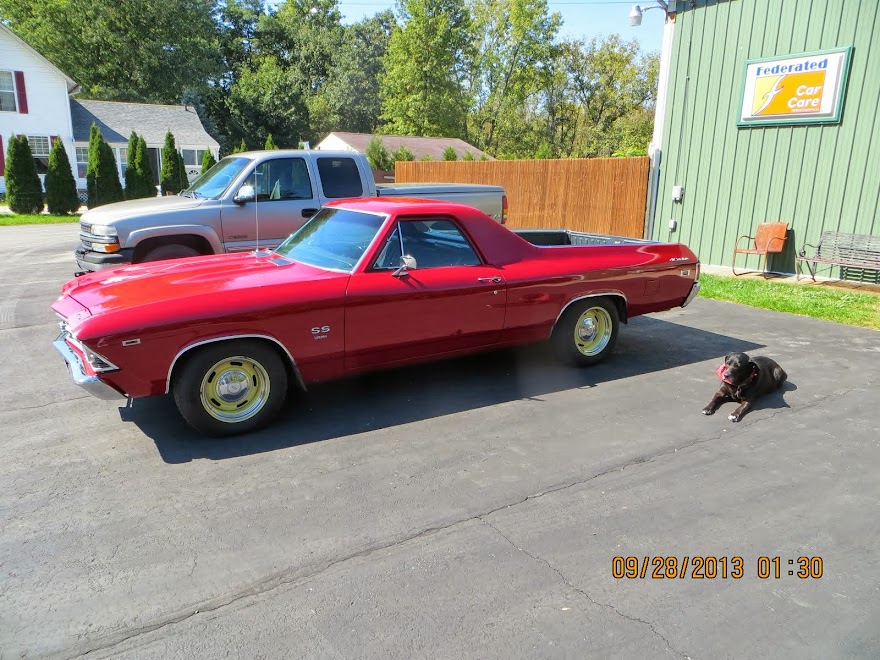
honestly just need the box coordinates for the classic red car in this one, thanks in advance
[52,198,700,436]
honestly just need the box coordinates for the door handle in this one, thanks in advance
[477,276,502,283]
[302,208,319,218]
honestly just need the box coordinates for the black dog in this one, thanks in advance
[702,352,787,422]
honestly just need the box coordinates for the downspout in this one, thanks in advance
[644,7,677,240]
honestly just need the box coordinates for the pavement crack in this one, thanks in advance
[480,518,689,660]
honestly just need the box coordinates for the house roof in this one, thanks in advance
[70,99,220,148]
[0,24,80,94]
[322,131,492,161]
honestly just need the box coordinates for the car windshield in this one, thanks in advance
[274,208,386,272]
[182,157,251,199]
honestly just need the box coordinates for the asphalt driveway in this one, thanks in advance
[1,223,878,659]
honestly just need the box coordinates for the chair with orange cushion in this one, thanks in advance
[732,222,789,276]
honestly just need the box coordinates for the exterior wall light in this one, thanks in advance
[629,1,669,26]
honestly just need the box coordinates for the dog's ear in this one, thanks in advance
[724,352,734,361]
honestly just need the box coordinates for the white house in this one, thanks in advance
[0,23,79,194]
[0,23,218,198]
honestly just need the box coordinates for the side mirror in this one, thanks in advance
[234,184,256,204]
[392,254,417,277]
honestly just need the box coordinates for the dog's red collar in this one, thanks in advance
[716,363,758,386]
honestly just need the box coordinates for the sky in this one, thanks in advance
[334,0,666,55]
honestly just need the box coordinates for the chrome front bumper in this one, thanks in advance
[53,334,126,400]
[681,280,701,308]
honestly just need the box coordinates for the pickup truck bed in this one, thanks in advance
[512,229,655,247]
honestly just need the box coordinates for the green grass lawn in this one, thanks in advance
[699,273,880,330]
[0,213,81,226]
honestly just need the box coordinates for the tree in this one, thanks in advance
[86,124,123,208]
[0,0,221,103]
[5,135,44,214]
[442,146,458,161]
[133,135,156,198]
[322,10,396,133]
[44,137,80,214]
[264,134,277,150]
[380,0,474,138]
[467,0,561,156]
[365,137,394,171]
[124,131,141,199]
[160,130,186,195]
[201,149,217,172]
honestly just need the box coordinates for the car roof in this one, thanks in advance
[326,197,487,216]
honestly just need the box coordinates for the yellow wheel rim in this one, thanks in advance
[573,306,613,356]
[199,356,271,423]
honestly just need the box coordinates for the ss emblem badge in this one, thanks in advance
[311,325,330,340]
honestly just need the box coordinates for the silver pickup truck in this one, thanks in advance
[75,149,507,272]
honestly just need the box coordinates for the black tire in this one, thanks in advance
[142,243,200,262]
[172,340,288,436]
[551,297,620,366]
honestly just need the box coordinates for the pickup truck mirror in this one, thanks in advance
[234,184,256,204]
[392,254,417,277]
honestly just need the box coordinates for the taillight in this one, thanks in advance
[501,194,508,225]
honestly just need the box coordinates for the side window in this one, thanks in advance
[248,158,312,202]
[374,219,481,269]
[316,157,364,198]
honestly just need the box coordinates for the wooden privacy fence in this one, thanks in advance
[395,157,650,238]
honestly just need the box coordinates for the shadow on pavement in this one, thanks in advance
[118,315,764,463]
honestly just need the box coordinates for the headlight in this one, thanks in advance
[89,224,117,237]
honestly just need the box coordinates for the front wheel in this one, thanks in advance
[172,340,288,436]
[141,243,200,262]
[552,298,620,366]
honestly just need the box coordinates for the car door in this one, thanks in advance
[344,216,507,370]
[220,157,320,252]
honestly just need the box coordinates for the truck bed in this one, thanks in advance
[512,229,656,247]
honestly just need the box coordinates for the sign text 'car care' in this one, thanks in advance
[739,47,852,127]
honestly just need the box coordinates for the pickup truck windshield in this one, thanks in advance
[183,157,251,199]
[274,208,386,272]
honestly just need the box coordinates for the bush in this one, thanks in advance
[160,130,187,195]
[365,137,393,171]
[462,151,474,161]
[201,149,216,172]
[442,146,458,161]
[5,135,44,213]
[391,145,415,162]
[45,137,80,214]
[264,134,277,150]
[86,124,123,208]
[131,135,156,198]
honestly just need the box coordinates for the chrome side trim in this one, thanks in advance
[550,292,628,338]
[53,335,126,400]
[165,334,305,394]
[681,280,701,308]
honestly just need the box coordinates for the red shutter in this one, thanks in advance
[0,135,5,176]
[51,135,59,148]
[14,71,28,114]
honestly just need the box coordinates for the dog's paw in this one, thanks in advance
[702,407,714,415]
[728,413,740,422]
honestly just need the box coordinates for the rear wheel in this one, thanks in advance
[142,243,200,262]
[552,297,620,366]
[172,341,288,436]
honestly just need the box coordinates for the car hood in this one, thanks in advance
[58,252,345,322]
[80,195,207,224]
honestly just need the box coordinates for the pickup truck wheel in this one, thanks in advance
[172,341,288,436]
[552,298,619,366]
[142,244,200,262]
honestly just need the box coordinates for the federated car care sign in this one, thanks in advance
[738,47,852,127]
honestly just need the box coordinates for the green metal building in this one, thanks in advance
[647,0,880,277]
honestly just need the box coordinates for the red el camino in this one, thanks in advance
[52,198,700,436]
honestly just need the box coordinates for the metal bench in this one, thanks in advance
[796,231,880,281]
[732,222,789,276]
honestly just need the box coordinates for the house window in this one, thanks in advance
[76,146,89,178]
[182,149,207,167]
[117,147,127,179]
[0,71,16,112]
[27,135,51,174]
